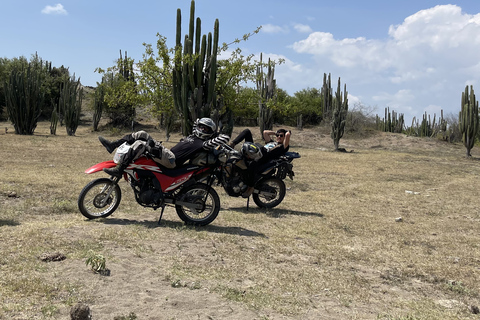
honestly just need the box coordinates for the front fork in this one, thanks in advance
[99,176,121,207]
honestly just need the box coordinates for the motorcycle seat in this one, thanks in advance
[156,163,201,177]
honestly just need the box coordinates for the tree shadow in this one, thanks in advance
[226,206,324,218]
[90,217,266,238]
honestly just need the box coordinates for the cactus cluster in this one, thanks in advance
[459,85,479,157]
[257,53,276,137]
[376,107,404,133]
[331,77,348,150]
[403,111,449,139]
[173,0,220,136]
[4,64,44,135]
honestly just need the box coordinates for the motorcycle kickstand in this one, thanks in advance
[157,204,166,225]
[246,196,250,211]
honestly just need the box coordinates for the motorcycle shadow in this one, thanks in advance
[95,217,267,238]
[227,206,324,218]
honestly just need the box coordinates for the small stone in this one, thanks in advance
[39,252,66,262]
[70,303,92,320]
[471,305,479,314]
[395,217,403,222]
[7,191,17,198]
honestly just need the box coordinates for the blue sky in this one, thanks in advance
[2,1,480,123]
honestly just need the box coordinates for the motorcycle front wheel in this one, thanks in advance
[78,178,122,219]
[175,183,220,226]
[252,178,286,209]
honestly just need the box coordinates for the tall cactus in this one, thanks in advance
[257,53,275,137]
[321,73,332,120]
[173,0,222,136]
[60,74,83,136]
[459,85,479,157]
[92,78,105,131]
[4,64,44,135]
[331,77,348,151]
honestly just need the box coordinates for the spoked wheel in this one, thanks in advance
[175,183,220,226]
[252,178,286,209]
[78,178,122,219]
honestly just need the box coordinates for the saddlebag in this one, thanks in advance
[276,161,294,180]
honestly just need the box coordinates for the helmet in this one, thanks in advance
[241,142,263,161]
[193,118,216,139]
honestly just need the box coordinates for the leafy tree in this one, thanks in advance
[226,86,258,124]
[216,48,258,132]
[137,34,175,140]
[96,51,142,127]
[271,88,295,125]
[292,87,323,125]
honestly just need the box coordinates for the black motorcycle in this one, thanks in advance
[207,145,300,208]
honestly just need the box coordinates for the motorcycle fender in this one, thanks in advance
[85,160,116,174]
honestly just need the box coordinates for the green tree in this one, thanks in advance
[292,87,323,126]
[137,34,175,140]
[96,50,142,127]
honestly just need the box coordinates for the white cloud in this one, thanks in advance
[293,23,312,33]
[41,4,68,15]
[262,24,289,34]
[287,4,480,122]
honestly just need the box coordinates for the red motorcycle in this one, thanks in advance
[77,148,221,226]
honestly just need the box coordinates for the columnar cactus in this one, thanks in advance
[60,74,83,136]
[331,77,348,151]
[4,65,44,135]
[381,107,404,133]
[321,73,332,120]
[459,85,479,157]
[173,0,221,136]
[257,53,275,137]
[92,79,105,132]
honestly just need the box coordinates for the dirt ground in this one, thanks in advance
[1,121,478,320]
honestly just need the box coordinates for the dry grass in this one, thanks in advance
[0,120,479,320]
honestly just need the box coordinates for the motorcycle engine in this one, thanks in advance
[223,164,247,196]
[137,178,162,206]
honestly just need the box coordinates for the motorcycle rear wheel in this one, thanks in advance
[252,178,286,209]
[78,178,122,219]
[175,183,220,226]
